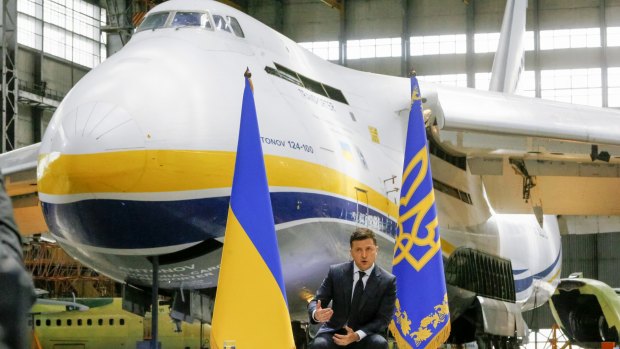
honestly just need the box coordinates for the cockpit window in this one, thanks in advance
[171,12,212,29]
[136,12,169,32]
[213,15,231,33]
[228,17,244,38]
[136,11,213,33]
[213,15,244,38]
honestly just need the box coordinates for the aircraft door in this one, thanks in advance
[355,187,369,227]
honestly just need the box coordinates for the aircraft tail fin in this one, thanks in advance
[489,0,528,93]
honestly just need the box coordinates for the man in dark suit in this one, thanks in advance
[308,228,396,348]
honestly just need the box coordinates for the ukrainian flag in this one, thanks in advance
[210,74,295,349]
[389,75,451,349]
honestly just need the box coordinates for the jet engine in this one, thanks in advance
[549,277,620,345]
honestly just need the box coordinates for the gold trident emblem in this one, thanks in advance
[411,86,422,103]
[393,146,441,271]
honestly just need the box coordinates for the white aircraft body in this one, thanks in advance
[3,0,620,344]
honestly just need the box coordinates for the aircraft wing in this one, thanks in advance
[433,85,620,146]
[424,84,620,215]
[0,143,47,235]
[0,143,39,177]
[32,298,90,314]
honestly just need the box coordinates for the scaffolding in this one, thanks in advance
[1,0,18,152]
[23,242,119,298]
[533,324,572,349]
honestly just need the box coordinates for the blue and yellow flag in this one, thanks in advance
[210,75,295,349]
[389,76,451,349]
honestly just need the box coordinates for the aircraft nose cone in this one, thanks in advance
[44,101,145,154]
[38,101,147,194]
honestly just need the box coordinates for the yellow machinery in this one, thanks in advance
[31,298,210,349]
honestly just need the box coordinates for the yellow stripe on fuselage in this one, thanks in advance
[38,150,398,218]
[547,265,561,283]
[440,237,456,256]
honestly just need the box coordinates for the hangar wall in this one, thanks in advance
[562,232,620,287]
[16,48,89,148]
[249,0,620,102]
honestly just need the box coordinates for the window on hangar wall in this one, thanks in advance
[17,0,107,69]
[541,68,602,107]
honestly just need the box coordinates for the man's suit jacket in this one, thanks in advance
[308,261,396,336]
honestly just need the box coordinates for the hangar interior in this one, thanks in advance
[2,0,620,348]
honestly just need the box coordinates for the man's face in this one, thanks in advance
[350,238,378,271]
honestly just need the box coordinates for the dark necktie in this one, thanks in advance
[349,271,365,325]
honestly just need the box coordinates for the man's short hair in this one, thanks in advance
[350,228,377,247]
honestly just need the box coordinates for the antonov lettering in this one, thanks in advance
[261,137,314,154]
[119,264,220,279]
[119,264,196,274]
[260,137,286,146]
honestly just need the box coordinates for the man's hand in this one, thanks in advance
[332,326,359,346]
[314,300,334,323]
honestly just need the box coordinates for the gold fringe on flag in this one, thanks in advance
[389,320,451,349]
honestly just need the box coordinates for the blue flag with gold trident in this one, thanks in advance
[389,75,451,349]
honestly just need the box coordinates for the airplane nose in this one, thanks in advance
[48,101,145,153]
[37,98,227,251]
[38,101,147,194]
[36,39,237,252]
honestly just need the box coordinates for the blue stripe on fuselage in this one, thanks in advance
[513,249,561,293]
[514,276,533,293]
[42,192,398,249]
[533,248,561,279]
